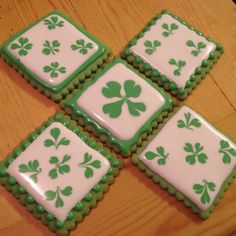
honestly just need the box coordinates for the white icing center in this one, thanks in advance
[139,106,236,211]
[7,122,110,221]
[77,62,166,140]
[130,14,216,88]
[7,14,99,88]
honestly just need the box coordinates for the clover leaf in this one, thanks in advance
[162,23,178,37]
[19,160,41,183]
[193,179,216,204]
[184,143,208,165]
[177,112,201,130]
[43,16,64,30]
[145,146,169,165]
[10,37,33,56]
[186,40,206,56]
[71,39,93,55]
[143,40,161,55]
[45,186,72,208]
[43,62,66,78]
[102,80,146,118]
[218,140,236,164]
[78,152,101,179]
[168,58,186,76]
[44,127,70,149]
[42,40,60,55]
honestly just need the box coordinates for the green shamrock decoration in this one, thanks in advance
[48,155,71,179]
[44,127,70,149]
[184,143,208,165]
[168,58,186,76]
[143,40,161,55]
[145,146,169,165]
[78,153,101,179]
[71,39,93,55]
[177,112,201,130]
[43,62,66,78]
[43,16,64,30]
[218,140,236,164]
[10,37,33,56]
[19,160,41,183]
[162,23,179,37]
[193,179,216,204]
[186,40,206,56]
[42,40,60,55]
[102,80,146,118]
[45,186,72,208]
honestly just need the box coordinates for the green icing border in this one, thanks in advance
[121,9,224,100]
[131,105,236,219]
[0,112,122,236]
[62,57,174,156]
[0,11,111,102]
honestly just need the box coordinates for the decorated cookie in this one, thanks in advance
[63,57,173,156]
[0,113,121,235]
[132,106,236,218]
[122,9,223,100]
[0,11,111,102]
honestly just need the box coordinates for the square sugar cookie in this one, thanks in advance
[63,57,173,156]
[122,9,223,100]
[1,11,111,102]
[132,106,236,218]
[0,113,121,235]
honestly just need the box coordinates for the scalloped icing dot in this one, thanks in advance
[3,12,105,93]
[129,13,216,89]
[7,122,110,221]
[139,106,236,212]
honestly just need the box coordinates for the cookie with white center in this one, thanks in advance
[122,9,223,100]
[132,106,236,218]
[63,57,173,156]
[0,113,121,236]
[1,11,111,102]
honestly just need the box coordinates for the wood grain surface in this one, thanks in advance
[0,0,236,235]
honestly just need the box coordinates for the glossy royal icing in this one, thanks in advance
[7,122,110,221]
[139,106,236,211]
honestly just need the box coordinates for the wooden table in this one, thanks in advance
[0,0,235,235]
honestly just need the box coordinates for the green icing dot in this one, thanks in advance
[111,159,120,168]
[14,148,22,157]
[134,56,142,64]
[151,70,160,78]
[169,82,177,90]
[162,9,169,14]
[160,76,168,83]
[143,63,151,71]
[46,213,55,221]
[55,221,64,229]
[185,80,192,88]
[55,113,63,121]
[129,40,136,46]
[202,60,208,67]
[143,26,150,32]
[29,133,38,141]
[137,32,145,38]
[84,193,93,202]
[107,167,113,175]
[21,141,30,149]
[66,212,73,220]
[0,167,7,177]
[37,205,45,213]
[190,75,196,82]
[26,195,34,203]
[17,186,26,194]
[93,184,101,193]
[195,68,202,75]
[63,119,70,127]
[88,140,96,148]
[123,49,131,57]
[80,133,88,141]
[100,176,108,183]
[72,127,81,134]
[178,88,185,96]
[209,52,215,60]
[216,44,223,51]
[7,177,16,185]
[74,202,84,211]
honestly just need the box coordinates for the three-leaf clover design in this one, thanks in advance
[102,80,146,118]
[43,16,64,30]
[143,40,161,55]
[71,39,93,55]
[168,58,186,76]
[193,179,216,204]
[48,155,71,179]
[10,37,33,56]
[145,146,169,165]
[78,153,101,179]
[43,62,66,78]
[218,140,236,164]
[45,186,72,208]
[184,143,208,165]
[186,40,206,56]
[19,160,41,183]
[162,23,179,37]
[42,40,60,55]
[44,127,70,149]
[177,112,201,130]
